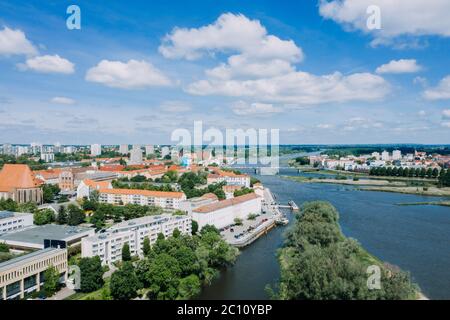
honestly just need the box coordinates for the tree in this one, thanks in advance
[42,184,61,203]
[33,209,55,225]
[0,243,9,253]
[42,266,60,297]
[90,210,106,229]
[17,202,38,213]
[121,243,131,262]
[67,204,85,226]
[110,262,140,300]
[191,220,199,235]
[142,237,151,257]
[82,198,98,211]
[177,274,201,299]
[56,206,68,225]
[0,198,18,211]
[172,228,181,238]
[79,256,104,293]
[234,218,243,226]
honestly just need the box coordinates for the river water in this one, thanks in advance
[198,155,450,300]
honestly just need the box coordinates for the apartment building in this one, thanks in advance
[76,179,112,200]
[81,214,191,265]
[98,188,186,209]
[0,248,67,300]
[207,169,251,188]
[0,211,34,235]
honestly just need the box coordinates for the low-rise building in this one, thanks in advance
[0,248,67,300]
[98,188,186,209]
[207,169,251,188]
[76,179,112,200]
[0,225,95,251]
[81,214,191,265]
[192,193,262,230]
[0,211,34,235]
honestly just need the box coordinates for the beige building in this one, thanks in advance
[0,248,68,300]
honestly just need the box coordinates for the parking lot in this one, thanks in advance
[220,210,272,243]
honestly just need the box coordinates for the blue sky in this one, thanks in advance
[0,0,449,145]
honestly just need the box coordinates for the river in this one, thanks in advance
[198,153,450,300]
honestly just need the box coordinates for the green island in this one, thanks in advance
[271,201,422,300]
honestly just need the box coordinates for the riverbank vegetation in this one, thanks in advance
[273,201,419,300]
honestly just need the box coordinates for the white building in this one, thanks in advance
[371,152,380,160]
[0,211,34,235]
[381,151,390,161]
[76,179,112,200]
[207,170,251,188]
[119,144,129,155]
[40,152,55,163]
[192,193,262,230]
[81,214,191,265]
[90,144,102,157]
[161,146,170,158]
[98,188,187,209]
[392,150,402,161]
[145,145,154,156]
[129,147,143,165]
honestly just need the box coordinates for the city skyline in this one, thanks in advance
[1,1,450,145]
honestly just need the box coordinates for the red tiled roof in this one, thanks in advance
[0,164,42,192]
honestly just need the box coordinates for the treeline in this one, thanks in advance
[369,167,450,186]
[274,201,418,300]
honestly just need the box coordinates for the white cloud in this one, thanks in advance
[423,76,450,100]
[19,55,75,74]
[441,121,450,128]
[159,101,191,112]
[317,124,333,129]
[162,13,390,105]
[376,59,422,74]
[442,109,450,119]
[51,97,76,105]
[159,13,303,62]
[0,27,37,56]
[186,71,390,104]
[85,59,172,89]
[231,101,282,116]
[318,0,450,46]
[418,110,426,116]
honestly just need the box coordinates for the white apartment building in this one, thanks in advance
[145,145,154,155]
[98,188,187,209]
[381,151,390,161]
[392,150,402,161]
[129,147,143,165]
[90,144,102,157]
[193,193,262,230]
[0,211,34,235]
[40,153,55,163]
[207,170,251,188]
[81,214,192,265]
[119,144,129,155]
[161,146,170,158]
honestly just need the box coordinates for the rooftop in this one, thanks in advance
[108,214,189,232]
[99,188,185,199]
[0,210,33,220]
[0,224,94,245]
[0,164,42,192]
[0,248,64,273]
[193,193,260,213]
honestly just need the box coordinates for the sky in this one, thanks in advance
[0,0,450,145]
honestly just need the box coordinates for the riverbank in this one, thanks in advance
[396,201,450,207]
[283,175,450,197]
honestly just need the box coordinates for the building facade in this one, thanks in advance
[0,164,43,204]
[81,214,191,265]
[0,248,68,300]
[98,188,186,209]
[0,211,34,235]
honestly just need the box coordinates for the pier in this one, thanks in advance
[277,200,299,211]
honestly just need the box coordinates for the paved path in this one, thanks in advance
[48,287,75,300]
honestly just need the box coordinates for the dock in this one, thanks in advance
[278,200,300,211]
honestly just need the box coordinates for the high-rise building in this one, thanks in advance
[40,153,55,163]
[119,144,129,155]
[392,150,402,161]
[129,147,143,164]
[90,144,102,157]
[145,145,154,155]
[161,146,170,158]
[1,143,13,155]
[381,151,390,161]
